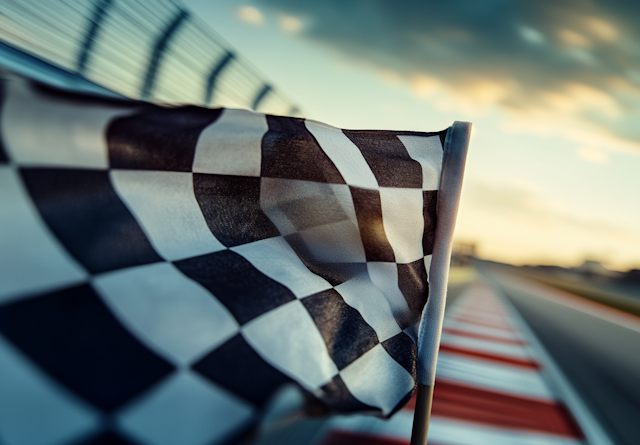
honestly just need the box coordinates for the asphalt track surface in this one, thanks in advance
[482,264,640,445]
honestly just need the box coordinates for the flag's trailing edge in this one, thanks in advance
[409,121,470,445]
[417,121,471,386]
[0,73,469,445]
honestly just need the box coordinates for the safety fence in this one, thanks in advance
[0,0,299,115]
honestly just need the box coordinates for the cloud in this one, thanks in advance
[236,6,264,25]
[462,180,631,238]
[279,15,303,33]
[454,179,640,269]
[519,26,545,45]
[576,146,609,164]
[254,0,640,152]
[558,28,591,48]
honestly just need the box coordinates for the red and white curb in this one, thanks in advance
[313,280,611,445]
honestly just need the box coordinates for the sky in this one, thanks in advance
[182,0,640,271]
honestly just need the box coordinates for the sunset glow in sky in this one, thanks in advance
[184,0,640,271]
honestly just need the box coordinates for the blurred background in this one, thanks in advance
[183,0,640,278]
[4,0,639,276]
[1,0,639,443]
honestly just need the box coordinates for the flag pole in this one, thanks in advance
[409,384,434,445]
[409,121,471,445]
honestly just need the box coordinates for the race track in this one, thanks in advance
[483,264,640,445]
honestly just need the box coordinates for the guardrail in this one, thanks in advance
[0,0,300,115]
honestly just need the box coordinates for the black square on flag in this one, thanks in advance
[174,249,296,325]
[19,168,162,274]
[193,173,280,247]
[108,106,222,172]
[193,334,293,407]
[0,284,174,411]
[302,289,379,370]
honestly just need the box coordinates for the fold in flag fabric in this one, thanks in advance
[0,75,469,445]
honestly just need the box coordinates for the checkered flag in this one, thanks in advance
[0,74,469,445]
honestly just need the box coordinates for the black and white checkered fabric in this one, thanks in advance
[0,76,448,445]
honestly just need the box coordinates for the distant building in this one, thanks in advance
[573,260,620,279]
[451,242,476,267]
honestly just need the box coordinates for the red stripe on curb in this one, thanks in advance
[457,307,506,316]
[439,344,540,369]
[442,327,526,345]
[427,380,584,438]
[451,315,515,331]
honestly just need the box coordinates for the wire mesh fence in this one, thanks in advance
[0,0,300,115]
